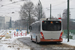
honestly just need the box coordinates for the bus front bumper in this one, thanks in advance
[40,39,63,42]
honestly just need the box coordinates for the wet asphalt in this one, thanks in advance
[17,37,75,50]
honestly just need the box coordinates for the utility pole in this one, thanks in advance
[67,0,69,42]
[50,4,51,19]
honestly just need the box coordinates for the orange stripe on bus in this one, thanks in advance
[40,38,63,42]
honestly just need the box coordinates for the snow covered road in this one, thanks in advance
[0,36,30,50]
[18,37,75,50]
[0,30,30,50]
[0,30,75,50]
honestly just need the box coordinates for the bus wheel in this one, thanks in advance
[31,36,33,42]
[36,36,38,44]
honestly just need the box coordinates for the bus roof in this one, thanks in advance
[40,18,61,21]
[31,21,40,25]
[31,18,62,25]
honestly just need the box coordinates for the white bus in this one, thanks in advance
[29,18,63,43]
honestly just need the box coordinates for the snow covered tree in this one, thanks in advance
[20,0,46,28]
[34,0,46,20]
[62,9,75,30]
[20,1,35,26]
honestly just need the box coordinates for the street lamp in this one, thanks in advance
[46,4,52,19]
[50,4,52,19]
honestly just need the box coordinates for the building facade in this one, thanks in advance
[0,16,5,29]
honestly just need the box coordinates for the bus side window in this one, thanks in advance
[36,23,40,31]
[38,24,40,31]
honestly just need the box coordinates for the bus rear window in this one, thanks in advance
[42,21,61,31]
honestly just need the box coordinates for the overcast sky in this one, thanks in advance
[0,0,75,21]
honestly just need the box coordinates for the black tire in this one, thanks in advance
[31,36,33,42]
[31,36,32,40]
[36,36,39,44]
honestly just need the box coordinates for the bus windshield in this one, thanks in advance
[42,21,61,31]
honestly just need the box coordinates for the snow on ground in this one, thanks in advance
[62,38,75,46]
[1,30,75,50]
[0,44,14,50]
[0,30,30,50]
